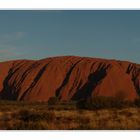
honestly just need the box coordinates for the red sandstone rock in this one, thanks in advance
[0,56,139,102]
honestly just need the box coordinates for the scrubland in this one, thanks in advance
[0,98,140,130]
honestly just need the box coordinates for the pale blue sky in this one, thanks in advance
[0,10,140,63]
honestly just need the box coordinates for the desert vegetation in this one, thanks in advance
[0,96,140,130]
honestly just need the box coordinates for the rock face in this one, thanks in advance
[0,56,139,102]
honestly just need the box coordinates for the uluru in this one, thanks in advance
[0,56,139,102]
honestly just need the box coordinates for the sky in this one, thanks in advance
[0,10,140,63]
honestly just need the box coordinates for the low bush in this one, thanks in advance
[8,121,48,130]
[134,97,140,107]
[48,97,59,105]
[13,109,56,123]
[76,96,130,110]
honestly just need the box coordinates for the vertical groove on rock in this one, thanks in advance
[55,58,83,98]
[19,61,51,100]
[0,63,24,100]
[72,64,110,100]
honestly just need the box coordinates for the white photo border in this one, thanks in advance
[0,0,140,9]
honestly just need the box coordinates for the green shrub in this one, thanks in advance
[134,97,140,107]
[76,96,128,110]
[14,109,56,123]
[48,97,59,105]
[8,121,48,130]
[17,109,41,122]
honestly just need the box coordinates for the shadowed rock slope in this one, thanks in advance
[0,56,139,102]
